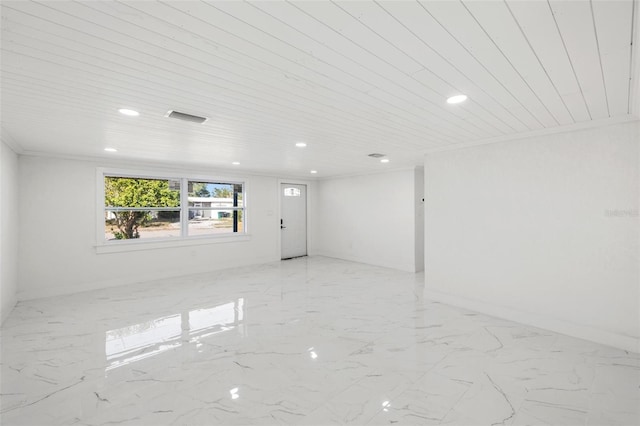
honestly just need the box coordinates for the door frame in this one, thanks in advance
[278,179,314,260]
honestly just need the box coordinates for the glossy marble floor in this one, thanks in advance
[1,257,638,426]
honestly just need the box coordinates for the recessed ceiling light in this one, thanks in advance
[118,108,139,116]
[310,170,318,174]
[232,161,240,165]
[104,147,117,152]
[380,159,390,163]
[446,95,467,104]
[295,142,307,148]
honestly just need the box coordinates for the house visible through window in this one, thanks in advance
[188,181,243,236]
[103,174,245,242]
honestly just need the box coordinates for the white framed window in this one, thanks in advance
[98,169,247,249]
[187,181,244,237]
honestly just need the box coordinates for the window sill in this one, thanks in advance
[95,234,251,254]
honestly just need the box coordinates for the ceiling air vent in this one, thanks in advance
[368,153,386,158]
[166,110,208,124]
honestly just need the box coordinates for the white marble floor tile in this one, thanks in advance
[1,256,638,425]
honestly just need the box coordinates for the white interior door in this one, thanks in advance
[281,183,307,259]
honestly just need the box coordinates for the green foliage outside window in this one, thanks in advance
[191,182,210,197]
[213,187,232,198]
[105,177,180,239]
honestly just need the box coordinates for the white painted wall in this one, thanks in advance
[1,141,19,323]
[18,156,282,300]
[414,167,425,273]
[424,121,640,352]
[313,168,422,272]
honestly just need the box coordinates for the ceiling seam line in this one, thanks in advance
[627,0,636,114]
[374,0,528,132]
[249,0,520,136]
[589,0,611,118]
[186,2,477,143]
[342,2,512,136]
[326,0,509,136]
[503,0,575,123]
[225,7,470,145]
[416,0,544,129]
[546,0,592,121]
[283,0,489,140]
[327,0,497,138]
[459,0,560,127]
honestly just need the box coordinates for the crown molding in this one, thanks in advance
[315,165,421,181]
[424,115,639,156]
[0,128,24,154]
[17,149,323,182]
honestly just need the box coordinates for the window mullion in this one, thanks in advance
[181,178,188,237]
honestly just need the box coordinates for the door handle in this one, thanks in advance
[281,219,286,229]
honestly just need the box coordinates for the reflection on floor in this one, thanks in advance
[1,257,638,425]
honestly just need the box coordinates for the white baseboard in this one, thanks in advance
[1,296,18,326]
[17,256,279,301]
[424,287,640,354]
[313,250,416,273]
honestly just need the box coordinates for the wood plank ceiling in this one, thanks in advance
[0,0,636,177]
